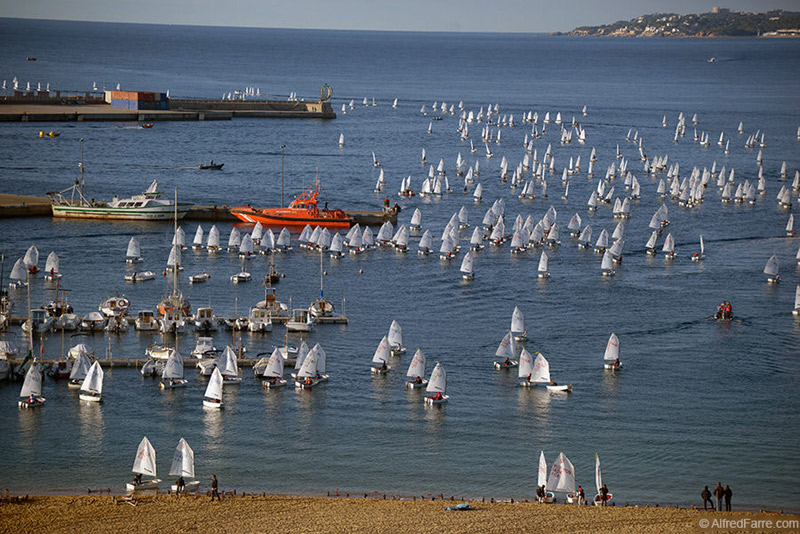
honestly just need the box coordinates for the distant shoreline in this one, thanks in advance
[4,494,797,534]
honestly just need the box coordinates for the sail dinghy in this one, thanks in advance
[202,368,224,408]
[603,333,621,370]
[424,362,449,405]
[78,360,104,402]
[18,363,46,408]
[594,453,613,506]
[493,331,518,370]
[405,348,428,388]
[126,436,162,492]
[371,335,392,375]
[169,438,200,494]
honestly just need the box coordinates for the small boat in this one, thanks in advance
[126,437,162,492]
[135,310,158,331]
[159,350,188,389]
[100,295,130,317]
[603,333,621,370]
[261,348,287,388]
[371,335,392,375]
[231,180,351,229]
[247,307,273,333]
[218,346,242,383]
[511,306,527,342]
[405,348,428,388]
[691,235,705,262]
[294,344,325,389]
[193,307,218,332]
[191,337,217,359]
[203,368,224,408]
[547,452,577,504]
[537,451,555,503]
[460,251,475,280]
[124,270,155,282]
[141,123,154,129]
[286,308,314,333]
[793,285,800,317]
[493,331,518,370]
[594,453,613,506]
[126,237,144,264]
[80,311,107,333]
[43,251,61,281]
[388,319,406,356]
[169,438,200,494]
[18,364,46,408]
[521,352,572,392]
[424,362,449,405]
[27,57,37,61]
[67,349,93,389]
[79,361,104,402]
[199,161,223,170]
[189,272,210,284]
[764,253,780,283]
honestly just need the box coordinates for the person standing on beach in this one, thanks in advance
[713,482,724,511]
[701,486,714,510]
[599,483,609,506]
[211,474,220,502]
[724,485,732,511]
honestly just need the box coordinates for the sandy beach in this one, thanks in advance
[3,494,794,534]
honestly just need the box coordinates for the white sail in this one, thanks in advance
[252,222,263,242]
[228,228,241,248]
[795,285,800,310]
[662,233,675,253]
[538,451,548,489]
[330,233,344,254]
[764,254,779,277]
[314,344,327,375]
[173,227,186,247]
[264,348,285,379]
[473,183,483,201]
[787,215,794,233]
[546,452,576,494]
[406,349,427,379]
[220,346,239,378]
[372,335,391,365]
[69,352,92,381]
[410,208,422,227]
[277,228,291,247]
[418,230,433,251]
[595,453,603,495]
[604,333,620,361]
[495,331,517,360]
[10,258,26,281]
[166,245,181,269]
[23,245,39,269]
[192,226,204,246]
[518,348,533,379]
[538,251,549,273]
[169,438,195,479]
[645,231,658,249]
[388,320,403,347]
[163,350,184,380]
[19,364,43,397]
[531,353,551,384]
[239,234,254,255]
[44,251,60,274]
[80,361,104,395]
[338,133,345,147]
[601,251,614,271]
[204,368,223,401]
[296,348,319,379]
[132,436,158,477]
[425,362,446,394]
[511,306,525,334]
[460,251,474,274]
[207,225,220,248]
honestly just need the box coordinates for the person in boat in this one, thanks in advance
[504,357,510,367]
[169,378,175,386]
[599,484,609,505]
[380,361,387,371]
[724,301,732,319]
[432,391,443,401]
[210,160,214,166]
[176,476,185,495]
[28,393,36,404]
[550,380,557,386]
[613,358,620,368]
[132,473,142,486]
[412,376,422,384]
[384,196,390,209]
[304,377,313,386]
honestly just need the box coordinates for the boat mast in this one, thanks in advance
[26,269,33,352]
[280,144,286,208]
[79,138,85,202]
[319,247,324,300]
[173,187,178,299]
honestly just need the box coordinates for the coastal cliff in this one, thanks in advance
[559,9,800,37]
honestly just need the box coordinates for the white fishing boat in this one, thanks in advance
[603,332,621,370]
[247,307,273,333]
[405,348,428,388]
[547,452,576,504]
[159,308,186,334]
[493,331,518,370]
[371,335,392,375]
[23,309,54,333]
[135,310,159,331]
[537,451,555,503]
[169,438,200,494]
[388,319,406,356]
[193,307,219,332]
[79,361,104,402]
[68,349,93,389]
[262,348,287,388]
[18,363,46,408]
[100,295,130,317]
[159,350,188,389]
[126,237,144,263]
[424,362,449,405]
[126,437,162,492]
[764,253,780,283]
[203,368,224,408]
[594,453,613,506]
[286,308,314,332]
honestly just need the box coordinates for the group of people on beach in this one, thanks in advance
[701,482,732,511]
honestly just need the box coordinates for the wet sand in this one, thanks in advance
[0,494,781,534]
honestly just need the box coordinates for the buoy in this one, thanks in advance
[323,270,327,275]
[359,269,363,274]
[39,131,45,137]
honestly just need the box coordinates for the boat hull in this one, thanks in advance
[79,392,102,402]
[406,379,428,389]
[52,204,191,221]
[18,397,46,408]
[126,479,162,492]
[203,399,223,409]
[231,207,351,229]
[424,395,449,405]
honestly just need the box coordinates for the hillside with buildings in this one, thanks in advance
[561,8,800,37]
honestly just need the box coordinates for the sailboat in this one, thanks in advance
[79,360,104,402]
[126,436,161,492]
[794,285,800,316]
[538,251,550,278]
[537,451,555,503]
[310,248,334,318]
[511,306,527,342]
[460,251,474,280]
[44,251,61,281]
[169,438,200,494]
[493,331,518,370]
[159,349,187,389]
[424,362,449,405]
[603,332,621,370]
[600,250,615,277]
[262,347,287,388]
[68,349,93,389]
[371,335,391,375]
[18,363,45,408]
[294,344,323,389]
[522,352,571,392]
[786,214,795,237]
[203,367,224,408]
[662,233,675,259]
[547,452,576,503]
[388,319,406,356]
[405,348,428,388]
[764,253,780,283]
[594,453,613,506]
[692,235,705,262]
[338,133,345,148]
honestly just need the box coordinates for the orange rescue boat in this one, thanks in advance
[231,180,352,229]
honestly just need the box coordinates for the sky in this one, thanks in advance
[1,0,799,33]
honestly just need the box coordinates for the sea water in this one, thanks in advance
[0,19,799,509]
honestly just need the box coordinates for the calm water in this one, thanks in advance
[1,19,800,509]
